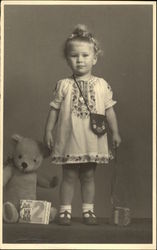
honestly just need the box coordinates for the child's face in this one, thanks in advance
[66,41,97,77]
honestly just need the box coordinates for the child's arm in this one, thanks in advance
[106,107,121,148]
[44,108,59,150]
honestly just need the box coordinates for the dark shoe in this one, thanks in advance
[58,210,71,226]
[83,210,98,225]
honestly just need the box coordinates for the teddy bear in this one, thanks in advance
[3,134,58,223]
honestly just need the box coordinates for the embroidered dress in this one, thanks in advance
[50,76,116,165]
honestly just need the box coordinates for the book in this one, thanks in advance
[19,200,51,224]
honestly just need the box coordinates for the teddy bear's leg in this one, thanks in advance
[3,202,19,223]
[49,206,57,222]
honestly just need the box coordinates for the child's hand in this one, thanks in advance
[45,131,54,150]
[112,132,121,148]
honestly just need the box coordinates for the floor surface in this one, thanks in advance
[3,218,152,244]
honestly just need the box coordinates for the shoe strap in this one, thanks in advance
[59,210,71,217]
[83,210,96,217]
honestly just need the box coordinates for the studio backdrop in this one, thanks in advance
[3,4,152,218]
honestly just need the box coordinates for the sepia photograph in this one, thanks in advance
[0,1,156,249]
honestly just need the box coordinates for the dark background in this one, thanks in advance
[3,4,152,218]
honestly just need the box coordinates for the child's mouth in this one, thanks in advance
[77,65,85,69]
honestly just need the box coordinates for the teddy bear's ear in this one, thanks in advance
[37,142,51,158]
[12,134,23,142]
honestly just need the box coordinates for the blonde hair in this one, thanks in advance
[64,24,101,58]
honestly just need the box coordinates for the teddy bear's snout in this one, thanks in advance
[21,162,28,169]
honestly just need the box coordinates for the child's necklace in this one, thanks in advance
[77,80,87,104]
[73,74,93,104]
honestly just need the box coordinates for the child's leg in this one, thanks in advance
[60,164,79,204]
[79,163,97,225]
[59,164,79,225]
[79,163,96,203]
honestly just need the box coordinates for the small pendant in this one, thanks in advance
[79,96,84,103]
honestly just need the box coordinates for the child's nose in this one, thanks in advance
[77,55,83,62]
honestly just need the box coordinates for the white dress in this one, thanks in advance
[50,76,116,165]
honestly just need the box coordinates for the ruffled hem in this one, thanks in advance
[51,152,114,165]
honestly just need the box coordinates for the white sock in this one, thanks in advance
[82,203,95,218]
[59,205,72,218]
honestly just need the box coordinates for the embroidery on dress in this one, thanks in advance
[52,82,61,101]
[72,79,97,119]
[106,82,113,93]
[51,152,113,164]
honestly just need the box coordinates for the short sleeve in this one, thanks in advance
[104,81,117,109]
[49,80,66,109]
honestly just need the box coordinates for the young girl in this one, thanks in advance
[44,24,121,225]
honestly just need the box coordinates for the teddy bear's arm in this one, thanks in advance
[37,175,59,188]
[3,165,13,186]
[37,175,51,188]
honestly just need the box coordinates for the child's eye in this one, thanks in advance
[70,54,77,57]
[18,155,22,159]
[83,54,89,57]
